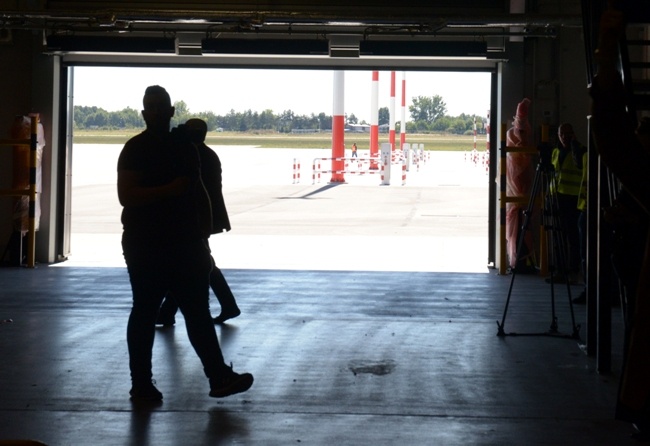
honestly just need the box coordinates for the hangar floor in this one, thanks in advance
[0,148,641,444]
[0,265,637,445]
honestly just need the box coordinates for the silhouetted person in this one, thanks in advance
[117,85,252,401]
[547,122,586,283]
[572,149,589,304]
[157,118,241,326]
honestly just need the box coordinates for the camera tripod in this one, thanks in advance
[496,153,581,340]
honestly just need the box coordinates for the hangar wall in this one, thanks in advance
[0,11,590,265]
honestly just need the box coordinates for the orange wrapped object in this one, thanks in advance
[10,114,45,233]
[505,99,534,269]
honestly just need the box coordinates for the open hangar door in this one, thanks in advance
[0,0,584,269]
[30,0,555,269]
[55,54,499,273]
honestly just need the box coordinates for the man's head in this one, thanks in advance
[185,118,208,144]
[558,123,575,149]
[142,85,174,133]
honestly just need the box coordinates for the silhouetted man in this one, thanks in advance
[157,118,241,326]
[117,85,252,401]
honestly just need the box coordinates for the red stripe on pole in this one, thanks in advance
[400,72,406,148]
[389,71,396,151]
[331,114,346,182]
[331,71,345,182]
[370,71,379,169]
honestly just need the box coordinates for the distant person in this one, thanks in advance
[572,148,589,304]
[351,143,358,158]
[157,118,241,326]
[117,85,252,401]
[547,122,586,284]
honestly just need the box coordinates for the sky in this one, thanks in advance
[73,67,491,123]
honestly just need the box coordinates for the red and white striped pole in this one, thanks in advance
[389,71,396,152]
[400,71,406,150]
[485,110,491,174]
[331,71,346,183]
[486,110,491,153]
[370,71,379,169]
[473,116,477,152]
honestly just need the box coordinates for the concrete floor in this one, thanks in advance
[0,266,637,445]
[0,148,643,444]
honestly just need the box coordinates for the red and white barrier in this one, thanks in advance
[292,158,301,184]
[312,156,391,185]
[307,143,424,185]
[380,143,391,185]
[402,143,411,172]
[312,159,322,184]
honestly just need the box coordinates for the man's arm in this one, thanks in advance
[117,169,189,208]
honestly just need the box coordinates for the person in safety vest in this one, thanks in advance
[548,123,586,283]
[572,150,589,304]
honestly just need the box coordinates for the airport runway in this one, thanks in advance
[66,144,491,272]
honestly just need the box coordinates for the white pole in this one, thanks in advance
[380,142,391,185]
[400,71,406,151]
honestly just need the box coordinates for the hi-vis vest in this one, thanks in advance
[577,152,588,211]
[551,147,583,196]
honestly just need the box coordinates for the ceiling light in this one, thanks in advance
[328,34,360,58]
[175,32,203,55]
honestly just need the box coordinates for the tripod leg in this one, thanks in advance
[546,173,581,338]
[498,163,544,336]
[545,189,560,332]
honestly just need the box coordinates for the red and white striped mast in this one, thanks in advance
[331,70,346,183]
[400,71,406,149]
[389,71,396,151]
[370,71,379,169]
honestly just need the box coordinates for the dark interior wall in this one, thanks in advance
[556,26,590,146]
[0,1,591,265]
[0,31,32,128]
[0,30,36,248]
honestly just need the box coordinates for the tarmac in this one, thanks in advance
[66,144,492,272]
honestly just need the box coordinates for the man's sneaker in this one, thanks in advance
[209,364,253,398]
[130,380,163,401]
[155,314,175,326]
[213,308,241,325]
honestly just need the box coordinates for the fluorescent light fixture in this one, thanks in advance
[328,34,360,58]
[175,32,203,55]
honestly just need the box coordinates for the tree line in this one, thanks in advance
[73,95,486,135]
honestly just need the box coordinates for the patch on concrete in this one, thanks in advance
[348,359,396,376]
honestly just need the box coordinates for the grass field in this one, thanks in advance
[73,129,482,151]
